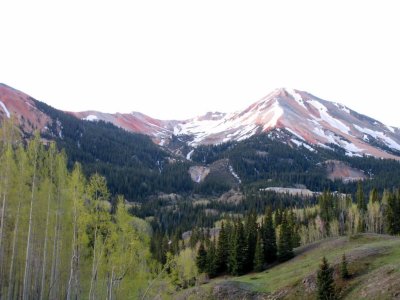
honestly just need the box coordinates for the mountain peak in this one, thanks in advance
[1,83,400,160]
[68,87,400,159]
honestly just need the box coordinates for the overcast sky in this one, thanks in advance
[1,1,399,125]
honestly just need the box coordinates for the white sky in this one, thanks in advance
[1,1,399,125]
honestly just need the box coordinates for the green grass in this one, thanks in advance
[185,234,400,299]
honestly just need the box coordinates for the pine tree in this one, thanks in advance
[216,221,229,274]
[229,219,246,276]
[385,190,400,235]
[369,188,379,203]
[206,238,217,278]
[288,210,301,248]
[356,181,366,211]
[263,207,277,263]
[196,242,208,274]
[317,257,336,300]
[253,230,264,272]
[244,212,257,272]
[277,211,294,262]
[275,208,283,226]
[340,253,349,279]
[356,181,366,233]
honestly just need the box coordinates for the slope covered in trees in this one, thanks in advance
[191,133,400,193]
[0,121,152,299]
[34,99,195,201]
[150,185,400,297]
[177,234,400,299]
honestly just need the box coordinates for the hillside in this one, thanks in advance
[175,234,400,300]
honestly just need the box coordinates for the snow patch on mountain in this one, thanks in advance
[83,115,99,121]
[186,149,194,160]
[354,125,400,151]
[313,127,337,145]
[229,165,242,184]
[291,139,316,152]
[342,140,363,156]
[334,102,350,114]
[236,124,259,141]
[262,101,284,130]
[309,100,350,134]
[0,101,10,118]
[285,88,307,109]
[386,125,395,133]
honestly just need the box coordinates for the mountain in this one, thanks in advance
[0,83,52,135]
[0,83,191,201]
[3,82,400,201]
[71,88,400,160]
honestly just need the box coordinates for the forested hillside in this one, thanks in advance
[147,185,400,298]
[34,99,195,201]
[191,132,400,193]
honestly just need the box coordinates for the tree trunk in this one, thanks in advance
[89,227,98,300]
[49,177,62,300]
[22,155,37,300]
[108,267,115,300]
[67,192,78,300]
[7,200,21,300]
[39,192,52,300]
[0,193,6,296]
[49,211,60,300]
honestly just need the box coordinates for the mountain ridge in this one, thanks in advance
[1,83,400,160]
[70,87,400,160]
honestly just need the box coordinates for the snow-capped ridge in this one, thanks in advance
[68,87,400,160]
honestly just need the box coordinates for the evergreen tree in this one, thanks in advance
[216,221,229,274]
[206,238,217,278]
[288,210,301,248]
[319,190,333,223]
[369,188,379,203]
[340,253,349,279]
[253,230,264,272]
[385,190,400,235]
[275,208,283,226]
[356,181,366,233]
[244,212,257,272]
[196,243,208,274]
[229,219,246,276]
[356,181,366,211]
[277,211,294,262]
[317,257,336,300]
[262,207,277,263]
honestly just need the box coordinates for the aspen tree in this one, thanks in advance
[22,133,41,300]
